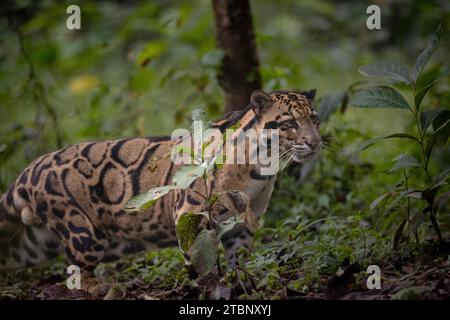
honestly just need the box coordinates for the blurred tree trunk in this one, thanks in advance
[212,0,261,113]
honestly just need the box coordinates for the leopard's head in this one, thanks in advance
[250,89,321,164]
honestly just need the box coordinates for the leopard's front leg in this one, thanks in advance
[174,187,258,275]
[210,190,258,269]
[173,188,210,277]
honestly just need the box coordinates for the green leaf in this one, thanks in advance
[384,133,419,142]
[176,213,204,252]
[414,65,450,108]
[384,192,406,214]
[172,144,194,161]
[431,110,450,146]
[424,135,437,161]
[370,192,391,210]
[217,216,245,239]
[359,63,411,85]
[412,24,443,84]
[137,41,167,67]
[435,168,450,185]
[189,229,218,278]
[352,134,418,160]
[389,154,420,173]
[420,109,445,133]
[173,165,206,189]
[423,169,450,201]
[422,171,449,205]
[425,118,450,158]
[405,191,422,199]
[124,185,175,212]
[350,86,410,110]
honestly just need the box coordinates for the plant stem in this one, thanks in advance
[403,170,411,243]
[413,109,431,182]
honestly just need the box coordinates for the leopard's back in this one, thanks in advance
[0,136,179,270]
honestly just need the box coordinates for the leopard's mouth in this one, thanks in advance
[291,144,319,163]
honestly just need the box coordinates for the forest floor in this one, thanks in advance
[0,241,449,300]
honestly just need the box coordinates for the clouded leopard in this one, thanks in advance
[0,90,321,274]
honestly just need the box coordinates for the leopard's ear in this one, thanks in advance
[250,90,271,114]
[301,89,316,103]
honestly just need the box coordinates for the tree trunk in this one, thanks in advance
[212,0,261,113]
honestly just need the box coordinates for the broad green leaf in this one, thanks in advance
[422,109,448,158]
[217,215,245,239]
[412,24,443,84]
[424,135,437,161]
[431,111,450,146]
[422,182,447,205]
[189,229,218,278]
[420,109,444,132]
[176,213,204,252]
[124,185,175,212]
[415,65,450,108]
[426,118,450,153]
[389,153,420,173]
[359,63,411,85]
[173,165,206,189]
[350,86,410,110]
[421,170,449,205]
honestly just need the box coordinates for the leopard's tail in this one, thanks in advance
[0,187,61,271]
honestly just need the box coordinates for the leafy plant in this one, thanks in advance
[350,24,449,246]
[124,110,244,278]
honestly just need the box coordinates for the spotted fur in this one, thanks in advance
[0,90,321,271]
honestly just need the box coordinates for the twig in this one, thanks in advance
[7,14,64,149]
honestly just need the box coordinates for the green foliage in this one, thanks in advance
[351,86,411,110]
[359,63,411,85]
[176,213,203,252]
[188,229,218,278]
[109,248,186,289]
[124,185,176,212]
[350,24,449,245]
[125,112,246,278]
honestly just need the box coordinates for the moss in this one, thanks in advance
[176,213,203,252]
